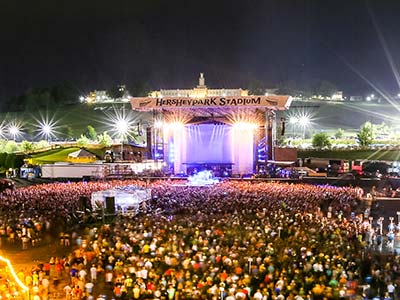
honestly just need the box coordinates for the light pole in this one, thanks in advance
[41,124,53,143]
[0,124,5,139]
[116,119,128,161]
[298,116,310,139]
[9,124,20,141]
[154,119,164,160]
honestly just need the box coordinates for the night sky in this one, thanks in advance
[1,0,400,100]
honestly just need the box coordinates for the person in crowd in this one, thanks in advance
[0,178,397,300]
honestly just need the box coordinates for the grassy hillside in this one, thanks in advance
[2,99,395,142]
[3,99,399,165]
[30,147,81,164]
[1,102,151,141]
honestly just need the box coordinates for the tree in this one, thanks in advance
[0,139,7,152]
[334,128,345,139]
[247,79,265,95]
[34,140,50,150]
[312,132,331,149]
[51,81,80,105]
[7,95,24,112]
[107,85,125,99]
[4,141,19,153]
[62,126,74,140]
[85,125,98,141]
[276,80,298,95]
[374,122,390,138]
[4,153,17,169]
[20,140,34,153]
[0,153,7,167]
[97,131,113,147]
[23,88,56,111]
[128,81,151,97]
[77,134,90,147]
[314,80,337,98]
[4,82,79,112]
[357,121,375,147]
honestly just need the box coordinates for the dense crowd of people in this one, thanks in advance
[0,179,399,300]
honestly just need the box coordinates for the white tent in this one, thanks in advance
[91,185,151,214]
[67,149,97,163]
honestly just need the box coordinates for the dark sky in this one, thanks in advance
[1,0,400,100]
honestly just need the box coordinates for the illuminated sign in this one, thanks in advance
[131,96,292,110]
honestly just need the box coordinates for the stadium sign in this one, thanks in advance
[131,95,292,110]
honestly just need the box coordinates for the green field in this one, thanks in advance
[28,145,400,166]
[1,99,396,144]
[3,100,399,165]
[29,147,81,164]
[0,102,150,141]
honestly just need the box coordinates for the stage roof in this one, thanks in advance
[131,95,292,111]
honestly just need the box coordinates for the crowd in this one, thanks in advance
[0,179,399,300]
[0,180,147,247]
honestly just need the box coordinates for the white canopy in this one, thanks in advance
[91,185,151,214]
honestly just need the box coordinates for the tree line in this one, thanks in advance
[309,122,390,149]
[2,81,152,113]
[3,77,340,113]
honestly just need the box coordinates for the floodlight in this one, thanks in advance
[8,123,22,140]
[298,116,310,126]
[289,117,298,124]
[116,119,129,136]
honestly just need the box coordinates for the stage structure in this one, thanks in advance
[91,185,151,215]
[131,74,292,176]
[187,170,220,186]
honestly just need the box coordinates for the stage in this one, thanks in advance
[131,96,291,177]
[131,76,292,176]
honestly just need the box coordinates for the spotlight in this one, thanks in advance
[298,116,310,126]
[233,122,258,131]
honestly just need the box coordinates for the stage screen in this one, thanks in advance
[185,124,233,163]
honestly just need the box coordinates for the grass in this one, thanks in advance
[30,147,80,164]
[29,145,400,166]
[4,100,399,164]
[1,102,147,141]
[28,145,107,165]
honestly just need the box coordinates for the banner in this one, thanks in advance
[131,95,292,110]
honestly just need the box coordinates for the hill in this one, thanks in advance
[0,99,395,143]
[278,99,397,135]
[0,102,151,142]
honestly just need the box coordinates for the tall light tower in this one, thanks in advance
[298,116,310,139]
[41,124,53,142]
[8,124,21,141]
[116,119,129,160]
